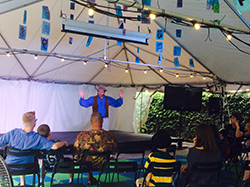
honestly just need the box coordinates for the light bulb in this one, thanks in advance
[104,63,108,68]
[88,8,94,16]
[175,73,179,77]
[159,68,163,73]
[61,58,64,62]
[149,13,156,20]
[203,76,206,80]
[227,34,232,41]
[125,69,128,73]
[144,70,147,74]
[34,55,38,60]
[190,74,193,78]
[83,61,87,65]
[194,23,200,30]
[6,52,10,57]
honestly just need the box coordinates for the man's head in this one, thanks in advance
[22,111,37,127]
[90,112,103,130]
[97,85,106,98]
[37,124,51,139]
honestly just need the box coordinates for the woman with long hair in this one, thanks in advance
[178,124,222,186]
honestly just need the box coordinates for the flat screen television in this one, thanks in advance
[164,86,202,112]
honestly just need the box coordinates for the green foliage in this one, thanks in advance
[138,92,250,142]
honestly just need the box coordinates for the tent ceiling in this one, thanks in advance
[0,0,249,93]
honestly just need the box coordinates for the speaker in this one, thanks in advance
[208,97,221,114]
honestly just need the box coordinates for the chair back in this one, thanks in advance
[50,161,92,187]
[4,146,40,186]
[186,161,222,185]
[143,161,181,187]
[116,145,146,177]
[98,161,138,186]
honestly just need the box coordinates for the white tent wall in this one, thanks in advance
[0,79,137,133]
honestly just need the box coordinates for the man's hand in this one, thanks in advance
[118,90,124,99]
[78,89,84,98]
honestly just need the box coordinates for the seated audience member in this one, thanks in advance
[218,129,230,159]
[242,120,250,150]
[136,129,176,187]
[38,124,65,169]
[178,124,222,186]
[74,112,118,185]
[0,111,68,186]
[224,112,244,158]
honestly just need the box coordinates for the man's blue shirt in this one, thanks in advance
[0,128,54,164]
[79,95,123,118]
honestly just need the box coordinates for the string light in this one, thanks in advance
[190,74,193,78]
[61,58,64,62]
[203,76,206,80]
[194,23,200,30]
[144,70,147,74]
[175,73,179,77]
[6,52,10,57]
[227,34,232,41]
[159,68,163,73]
[34,55,38,60]
[88,8,94,16]
[83,61,87,65]
[125,68,129,73]
[149,13,156,20]
[104,63,108,68]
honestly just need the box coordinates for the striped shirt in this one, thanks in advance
[145,150,176,186]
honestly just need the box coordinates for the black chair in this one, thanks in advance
[4,146,40,187]
[185,161,223,186]
[142,161,181,187]
[0,154,13,187]
[234,160,250,187]
[40,145,74,187]
[50,161,92,187]
[97,161,138,187]
[116,145,146,177]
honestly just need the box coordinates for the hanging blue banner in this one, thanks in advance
[70,2,75,10]
[41,37,49,51]
[42,6,50,20]
[42,21,50,35]
[23,10,27,24]
[135,57,140,63]
[158,54,162,65]
[174,57,180,67]
[69,37,73,45]
[173,46,181,56]
[86,36,93,47]
[233,0,250,13]
[156,42,163,53]
[176,29,182,38]
[156,29,164,40]
[19,25,27,40]
[189,58,194,68]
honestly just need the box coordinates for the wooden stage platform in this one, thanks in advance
[0,130,184,152]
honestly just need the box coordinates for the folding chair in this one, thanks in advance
[234,160,250,187]
[142,161,181,187]
[116,144,146,177]
[4,146,40,187]
[50,161,92,187]
[185,161,223,186]
[40,145,74,187]
[97,161,138,187]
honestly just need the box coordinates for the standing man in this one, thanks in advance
[78,85,123,131]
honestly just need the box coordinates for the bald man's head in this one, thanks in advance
[90,112,103,129]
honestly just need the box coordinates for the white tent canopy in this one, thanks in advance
[0,0,250,133]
